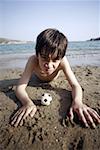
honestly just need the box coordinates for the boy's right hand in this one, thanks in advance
[11,103,37,127]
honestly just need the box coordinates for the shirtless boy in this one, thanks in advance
[11,28,100,127]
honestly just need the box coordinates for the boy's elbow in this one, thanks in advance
[15,85,25,96]
[15,86,20,97]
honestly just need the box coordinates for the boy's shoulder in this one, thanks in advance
[28,55,38,64]
[60,56,68,66]
[29,54,37,61]
[26,55,39,70]
[59,56,71,71]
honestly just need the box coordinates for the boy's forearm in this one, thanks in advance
[15,87,33,106]
[72,85,83,103]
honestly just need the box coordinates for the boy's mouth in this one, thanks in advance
[45,68,54,74]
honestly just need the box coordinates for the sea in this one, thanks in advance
[0,41,100,69]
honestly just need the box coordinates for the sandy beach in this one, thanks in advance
[0,66,100,150]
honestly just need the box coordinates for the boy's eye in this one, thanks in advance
[41,55,47,60]
[40,55,60,62]
[41,57,48,61]
[53,59,57,62]
[53,59,59,62]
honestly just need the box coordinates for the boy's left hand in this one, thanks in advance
[68,101,100,128]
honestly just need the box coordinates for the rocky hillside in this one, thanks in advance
[0,38,32,44]
[89,37,100,41]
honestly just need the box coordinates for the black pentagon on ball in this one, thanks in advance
[44,99,47,102]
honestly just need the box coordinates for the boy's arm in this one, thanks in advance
[15,56,35,105]
[11,56,37,127]
[61,56,100,128]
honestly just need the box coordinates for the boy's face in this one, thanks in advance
[38,53,61,75]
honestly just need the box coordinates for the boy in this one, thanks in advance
[11,28,100,127]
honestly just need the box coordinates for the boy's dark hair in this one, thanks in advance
[35,28,68,59]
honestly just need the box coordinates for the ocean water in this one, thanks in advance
[0,41,100,55]
[0,41,100,69]
[0,43,35,54]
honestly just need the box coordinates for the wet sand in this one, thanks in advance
[0,51,100,70]
[0,66,100,150]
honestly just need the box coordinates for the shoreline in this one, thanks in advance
[0,51,100,70]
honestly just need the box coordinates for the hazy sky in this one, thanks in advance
[0,0,99,41]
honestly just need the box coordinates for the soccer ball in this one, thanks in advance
[41,93,52,106]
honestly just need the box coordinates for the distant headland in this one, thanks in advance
[0,38,32,44]
[89,37,100,41]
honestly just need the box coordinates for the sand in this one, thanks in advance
[0,66,100,150]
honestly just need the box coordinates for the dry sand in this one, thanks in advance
[0,66,100,150]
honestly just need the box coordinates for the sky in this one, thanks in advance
[0,0,99,41]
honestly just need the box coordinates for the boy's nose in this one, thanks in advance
[44,63,49,68]
[44,62,53,69]
[44,62,55,69]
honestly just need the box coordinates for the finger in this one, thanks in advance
[79,109,88,127]
[90,108,100,119]
[19,110,29,126]
[11,109,22,121]
[19,108,35,126]
[88,109,100,124]
[14,110,25,127]
[11,115,19,125]
[19,118,24,126]
[68,107,75,126]
[23,109,32,120]
[11,110,23,125]
[68,107,74,121]
[30,107,37,118]
[84,110,96,128]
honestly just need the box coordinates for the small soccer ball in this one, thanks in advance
[41,93,52,106]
